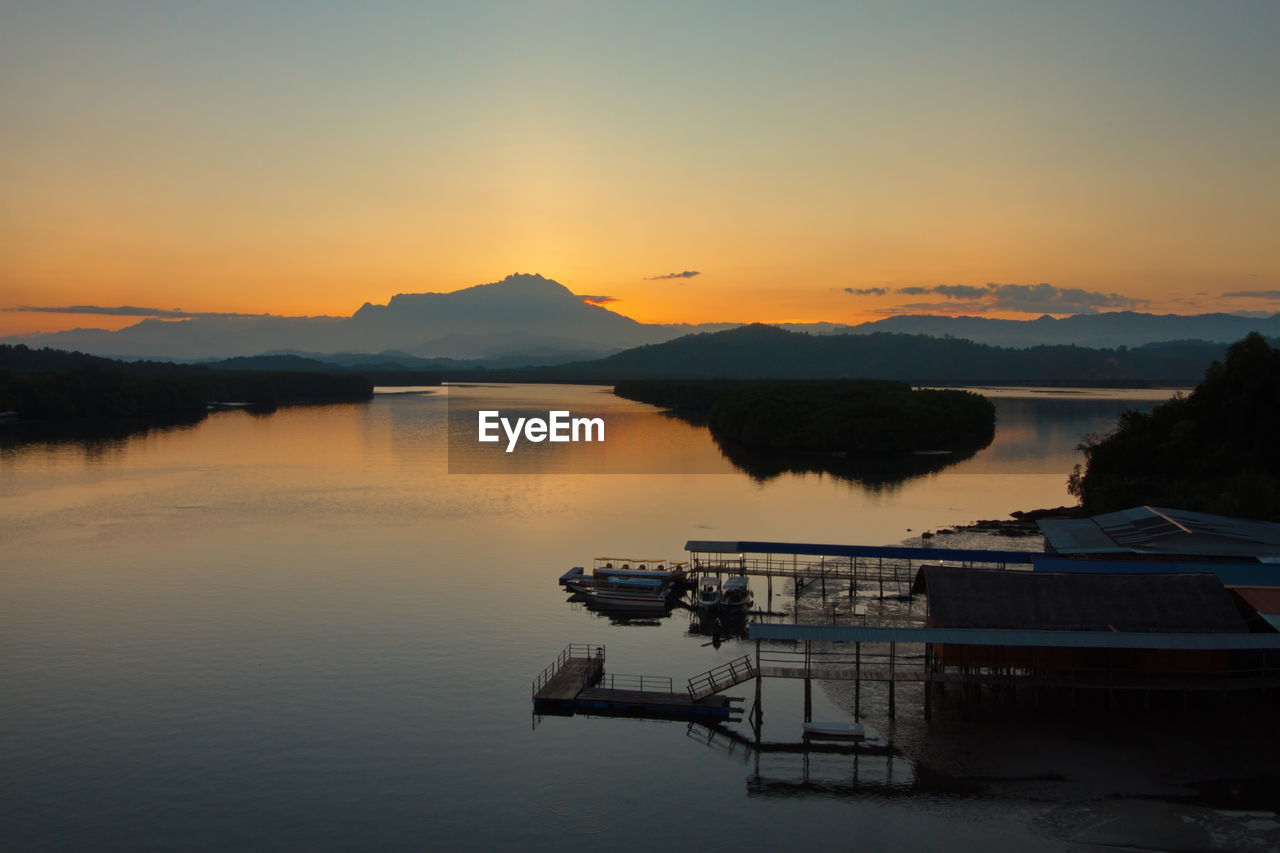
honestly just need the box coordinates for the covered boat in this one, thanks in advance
[592,558,687,583]
[567,574,677,611]
[696,577,722,610]
[720,576,752,612]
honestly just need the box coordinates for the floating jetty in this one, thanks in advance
[532,645,745,721]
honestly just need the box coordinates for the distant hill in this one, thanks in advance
[4,271,1277,362]
[0,274,680,361]
[487,324,1245,384]
[851,311,1280,349]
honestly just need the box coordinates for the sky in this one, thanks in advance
[1,0,1277,336]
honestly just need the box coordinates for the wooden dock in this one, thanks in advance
[532,645,742,721]
[535,657,604,701]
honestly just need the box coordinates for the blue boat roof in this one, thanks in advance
[685,540,1039,564]
[607,576,666,588]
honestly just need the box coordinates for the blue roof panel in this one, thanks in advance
[748,622,1280,650]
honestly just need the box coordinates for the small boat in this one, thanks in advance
[568,575,677,611]
[696,577,722,610]
[802,721,865,740]
[720,576,752,612]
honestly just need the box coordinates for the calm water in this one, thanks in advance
[4,384,1277,851]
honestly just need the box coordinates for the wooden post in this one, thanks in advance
[803,640,813,722]
[753,640,763,742]
[924,643,933,721]
[888,641,897,718]
[854,641,862,719]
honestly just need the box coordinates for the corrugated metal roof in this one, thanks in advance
[1033,558,1280,587]
[685,540,1039,564]
[1039,506,1280,559]
[1230,586,1280,616]
[919,566,1246,633]
[747,623,1280,650]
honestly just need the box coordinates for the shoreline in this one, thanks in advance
[933,505,1087,540]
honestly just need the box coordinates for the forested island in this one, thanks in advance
[615,379,995,455]
[0,345,375,425]
[1069,332,1280,521]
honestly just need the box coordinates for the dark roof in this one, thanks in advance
[915,566,1247,634]
[1037,506,1280,559]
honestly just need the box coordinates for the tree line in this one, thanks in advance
[1069,333,1280,521]
[0,345,373,422]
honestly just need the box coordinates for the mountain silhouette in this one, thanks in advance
[5,272,1278,361]
[1,273,678,360]
[514,323,1248,383]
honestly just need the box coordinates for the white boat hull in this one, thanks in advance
[803,721,865,739]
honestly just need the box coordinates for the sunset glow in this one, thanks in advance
[2,1,1277,337]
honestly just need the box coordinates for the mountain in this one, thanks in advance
[5,271,1278,361]
[0,274,681,361]
[846,311,1280,348]
[494,324,1242,384]
[347,273,662,350]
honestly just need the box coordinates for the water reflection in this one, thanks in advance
[715,440,989,487]
[648,407,994,487]
[0,413,206,459]
[686,609,749,649]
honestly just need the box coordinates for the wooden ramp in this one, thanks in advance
[687,655,757,700]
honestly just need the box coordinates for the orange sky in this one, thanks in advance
[2,2,1277,337]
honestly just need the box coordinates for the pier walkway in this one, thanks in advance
[532,645,742,721]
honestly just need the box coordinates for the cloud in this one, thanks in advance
[883,283,1145,314]
[933,284,991,300]
[1224,290,1280,299]
[843,287,888,296]
[985,283,1145,313]
[872,301,994,315]
[644,270,700,280]
[577,294,619,305]
[3,304,265,319]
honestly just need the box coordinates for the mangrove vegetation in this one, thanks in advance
[1069,333,1280,521]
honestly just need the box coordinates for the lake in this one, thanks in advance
[5,384,1277,851]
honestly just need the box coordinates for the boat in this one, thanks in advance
[720,576,752,612]
[802,721,865,740]
[696,577,722,610]
[592,557,687,583]
[558,566,585,586]
[567,574,677,611]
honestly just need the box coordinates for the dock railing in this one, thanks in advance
[596,673,674,693]
[531,643,605,697]
[758,642,924,677]
[688,655,757,700]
